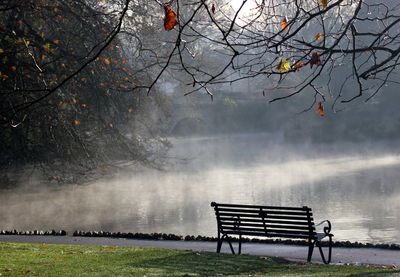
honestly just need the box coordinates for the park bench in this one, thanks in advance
[210,202,333,264]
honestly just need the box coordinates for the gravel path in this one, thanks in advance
[1,235,399,266]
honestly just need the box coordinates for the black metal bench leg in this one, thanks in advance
[316,235,333,264]
[225,235,235,254]
[307,241,315,262]
[217,234,236,254]
[238,235,242,255]
[217,238,223,253]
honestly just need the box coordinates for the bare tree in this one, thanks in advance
[146,0,400,111]
[0,0,170,186]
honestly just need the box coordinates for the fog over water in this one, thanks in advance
[1,132,400,244]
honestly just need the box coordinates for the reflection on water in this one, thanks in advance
[1,133,400,244]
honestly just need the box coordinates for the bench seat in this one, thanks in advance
[211,202,333,264]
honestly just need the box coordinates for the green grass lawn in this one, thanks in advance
[0,242,399,277]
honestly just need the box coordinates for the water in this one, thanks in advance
[1,133,400,244]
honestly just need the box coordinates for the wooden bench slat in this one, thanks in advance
[217,208,312,216]
[218,217,312,226]
[218,213,313,221]
[220,222,312,231]
[221,226,315,236]
[224,230,311,239]
[211,202,311,211]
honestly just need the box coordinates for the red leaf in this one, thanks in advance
[310,52,321,68]
[316,102,324,116]
[164,5,178,31]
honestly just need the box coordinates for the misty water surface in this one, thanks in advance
[1,133,400,244]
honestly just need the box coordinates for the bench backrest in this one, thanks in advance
[211,202,317,239]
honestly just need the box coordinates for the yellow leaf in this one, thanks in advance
[319,0,328,9]
[123,77,129,81]
[108,123,113,127]
[43,43,51,52]
[277,57,291,72]
[316,32,323,40]
[25,40,30,47]
[70,97,77,104]
[104,58,110,65]
[54,7,59,12]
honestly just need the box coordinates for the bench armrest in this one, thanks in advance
[315,220,332,236]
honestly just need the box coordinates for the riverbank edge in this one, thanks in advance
[1,230,399,250]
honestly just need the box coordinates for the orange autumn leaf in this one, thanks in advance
[295,62,304,72]
[104,58,110,64]
[53,39,60,44]
[122,60,128,64]
[316,102,324,116]
[119,84,126,89]
[164,5,178,31]
[316,32,323,40]
[11,66,17,71]
[95,57,100,61]
[99,0,105,2]
[128,108,133,113]
[82,104,88,108]
[281,17,289,31]
[310,52,321,68]
[319,0,328,9]
[108,123,113,127]
[73,120,81,125]
[0,48,4,53]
